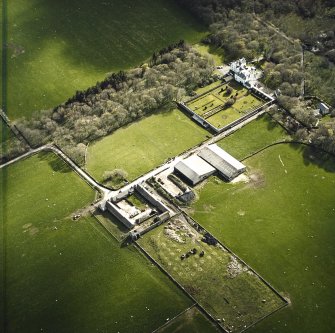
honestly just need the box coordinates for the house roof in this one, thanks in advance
[174,155,215,184]
[198,144,246,180]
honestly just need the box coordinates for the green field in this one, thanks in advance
[190,143,335,333]
[187,81,263,129]
[160,306,219,333]
[218,113,290,160]
[86,109,209,183]
[138,214,285,333]
[193,44,225,66]
[0,152,192,332]
[4,0,207,119]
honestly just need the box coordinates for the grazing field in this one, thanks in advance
[0,152,192,332]
[218,113,290,160]
[186,81,263,129]
[138,214,285,333]
[4,0,207,119]
[190,143,335,333]
[86,109,209,183]
[160,306,219,333]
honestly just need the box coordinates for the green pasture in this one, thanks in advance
[193,43,225,66]
[190,143,335,333]
[0,152,191,332]
[160,307,219,333]
[138,215,285,332]
[4,0,207,119]
[86,109,209,183]
[218,113,290,160]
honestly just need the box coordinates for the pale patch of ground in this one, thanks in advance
[230,174,249,184]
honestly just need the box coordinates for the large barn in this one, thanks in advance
[198,144,246,181]
[174,155,215,185]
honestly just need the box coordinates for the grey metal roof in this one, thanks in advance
[198,144,246,180]
[174,155,215,185]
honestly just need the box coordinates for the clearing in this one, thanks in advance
[190,143,335,333]
[4,0,207,119]
[218,113,290,160]
[138,214,285,333]
[86,109,209,185]
[0,152,192,332]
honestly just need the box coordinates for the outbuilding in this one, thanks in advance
[174,155,216,185]
[319,102,330,115]
[198,144,246,181]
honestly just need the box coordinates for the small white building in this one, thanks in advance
[229,58,262,87]
[319,102,330,115]
[174,155,216,185]
[198,144,246,181]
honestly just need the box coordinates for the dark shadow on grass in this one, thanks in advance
[11,0,206,73]
[37,151,72,173]
[288,142,335,173]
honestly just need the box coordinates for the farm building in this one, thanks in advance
[319,102,330,115]
[174,155,216,185]
[229,58,262,87]
[198,144,246,181]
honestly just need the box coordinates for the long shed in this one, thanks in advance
[198,144,246,181]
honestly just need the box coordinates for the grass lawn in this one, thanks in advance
[0,152,192,332]
[188,93,224,116]
[160,306,219,333]
[138,214,285,333]
[193,44,225,66]
[187,81,263,129]
[4,0,207,119]
[195,81,223,95]
[86,109,209,183]
[206,108,241,128]
[189,143,335,333]
[218,113,290,160]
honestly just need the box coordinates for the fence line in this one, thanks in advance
[151,304,196,333]
[134,241,227,333]
[181,212,289,306]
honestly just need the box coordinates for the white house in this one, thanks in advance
[229,58,262,87]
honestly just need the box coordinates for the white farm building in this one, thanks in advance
[198,144,246,181]
[174,155,215,185]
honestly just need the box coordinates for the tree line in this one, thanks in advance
[14,42,213,164]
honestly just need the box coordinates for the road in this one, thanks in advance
[0,144,111,200]
[1,103,272,211]
[102,105,271,206]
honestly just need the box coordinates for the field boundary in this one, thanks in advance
[151,304,197,333]
[241,140,335,163]
[180,211,289,332]
[134,240,227,332]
